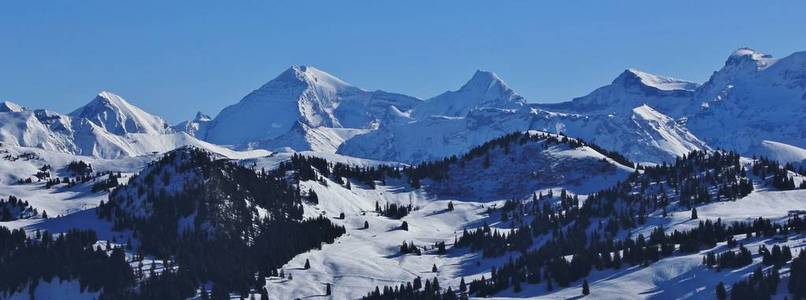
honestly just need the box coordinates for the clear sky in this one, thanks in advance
[1,1,805,123]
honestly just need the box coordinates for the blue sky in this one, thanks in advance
[1,1,805,123]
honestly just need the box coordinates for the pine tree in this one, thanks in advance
[691,207,698,220]
[304,259,310,269]
[459,277,467,292]
[401,221,409,231]
[715,281,727,300]
[432,264,438,272]
[582,279,590,296]
[363,221,369,229]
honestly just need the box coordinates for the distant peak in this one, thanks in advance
[614,68,698,91]
[725,47,775,68]
[262,65,354,91]
[93,90,131,107]
[70,91,169,135]
[0,100,26,112]
[461,70,506,91]
[729,47,769,60]
[194,111,211,122]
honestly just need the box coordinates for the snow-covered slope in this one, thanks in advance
[686,48,806,155]
[540,68,699,118]
[201,66,421,147]
[530,105,709,163]
[420,131,634,200]
[341,103,705,164]
[251,121,370,153]
[748,140,806,167]
[339,107,535,163]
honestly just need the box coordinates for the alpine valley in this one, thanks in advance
[1,48,805,300]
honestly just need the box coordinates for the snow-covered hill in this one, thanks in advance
[418,131,634,200]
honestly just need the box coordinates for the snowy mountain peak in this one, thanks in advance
[412,70,525,118]
[0,100,26,112]
[263,65,357,94]
[461,70,508,92]
[69,91,170,136]
[615,68,699,91]
[727,47,775,68]
[193,111,211,122]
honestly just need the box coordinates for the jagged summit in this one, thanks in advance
[460,70,509,92]
[193,111,211,122]
[614,68,699,92]
[70,91,170,136]
[253,65,358,98]
[412,70,525,118]
[0,100,26,113]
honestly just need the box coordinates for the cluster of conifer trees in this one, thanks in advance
[0,195,41,221]
[363,276,466,300]
[91,172,122,192]
[751,156,806,190]
[704,245,753,270]
[376,201,414,219]
[788,250,806,299]
[0,228,133,298]
[729,267,781,300]
[283,154,401,189]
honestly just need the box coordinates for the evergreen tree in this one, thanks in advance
[691,207,698,220]
[304,259,310,270]
[582,279,590,296]
[432,264,438,272]
[401,221,409,231]
[363,221,369,229]
[716,281,727,300]
[459,277,467,292]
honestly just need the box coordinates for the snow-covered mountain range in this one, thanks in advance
[2,47,803,166]
[184,48,804,165]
